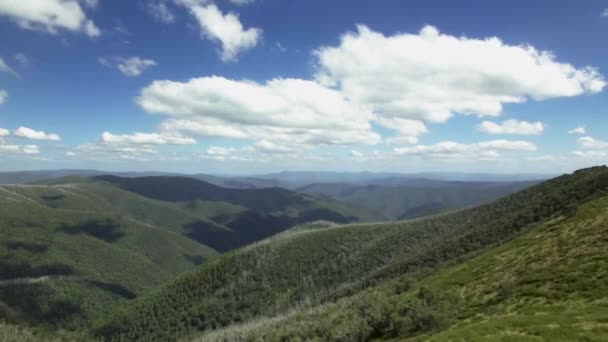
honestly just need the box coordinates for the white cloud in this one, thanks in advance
[100,57,157,77]
[83,0,98,9]
[602,8,608,17]
[100,132,195,145]
[573,150,606,158]
[14,126,61,141]
[0,57,17,76]
[66,151,77,157]
[351,150,363,159]
[207,146,235,155]
[568,126,586,135]
[374,117,428,144]
[394,139,536,158]
[0,128,9,136]
[476,119,544,135]
[0,142,39,154]
[578,136,608,149]
[147,1,175,23]
[14,53,28,65]
[0,0,100,37]
[229,0,255,5]
[0,90,7,104]
[315,25,605,124]
[175,1,261,62]
[477,139,537,151]
[139,76,380,150]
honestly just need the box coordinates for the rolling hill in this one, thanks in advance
[0,181,219,331]
[95,166,608,341]
[0,174,382,333]
[298,179,538,219]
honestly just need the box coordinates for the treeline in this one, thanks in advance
[95,166,608,341]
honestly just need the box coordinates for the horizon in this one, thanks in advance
[0,167,557,178]
[0,1,607,173]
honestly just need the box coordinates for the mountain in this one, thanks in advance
[92,175,382,250]
[298,179,538,219]
[95,166,608,341]
[0,180,219,330]
[0,174,380,334]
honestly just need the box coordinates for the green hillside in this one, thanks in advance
[205,182,608,342]
[95,166,608,341]
[0,174,382,334]
[93,175,383,251]
[0,182,219,331]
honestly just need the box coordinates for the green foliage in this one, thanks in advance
[0,182,219,332]
[96,166,608,341]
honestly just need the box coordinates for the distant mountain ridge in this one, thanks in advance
[0,169,551,189]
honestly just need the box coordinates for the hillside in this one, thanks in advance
[0,173,384,336]
[298,180,538,219]
[95,166,608,341]
[93,175,383,251]
[0,181,222,331]
[210,179,608,341]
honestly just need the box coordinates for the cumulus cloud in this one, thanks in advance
[207,146,236,155]
[0,144,39,154]
[0,133,40,154]
[393,139,536,159]
[14,126,61,141]
[573,150,606,158]
[0,90,7,104]
[99,56,157,77]
[229,0,255,5]
[568,126,586,135]
[578,136,608,149]
[351,150,364,159]
[100,132,195,145]
[374,117,428,144]
[139,76,380,151]
[147,1,175,23]
[476,119,544,135]
[0,0,101,37]
[315,25,605,124]
[83,0,98,9]
[175,1,261,62]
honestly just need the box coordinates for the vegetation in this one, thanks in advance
[0,174,379,335]
[206,187,608,341]
[95,166,608,341]
[298,180,538,219]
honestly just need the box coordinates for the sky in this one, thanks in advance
[0,0,607,174]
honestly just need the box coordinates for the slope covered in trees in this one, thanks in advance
[298,180,538,219]
[0,181,220,331]
[96,166,608,341]
[211,180,608,341]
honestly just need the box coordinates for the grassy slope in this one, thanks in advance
[406,193,608,341]
[95,166,608,341]
[0,183,219,331]
[194,173,608,342]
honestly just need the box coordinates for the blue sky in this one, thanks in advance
[0,0,607,174]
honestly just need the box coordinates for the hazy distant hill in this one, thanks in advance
[298,179,539,219]
[95,167,608,342]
